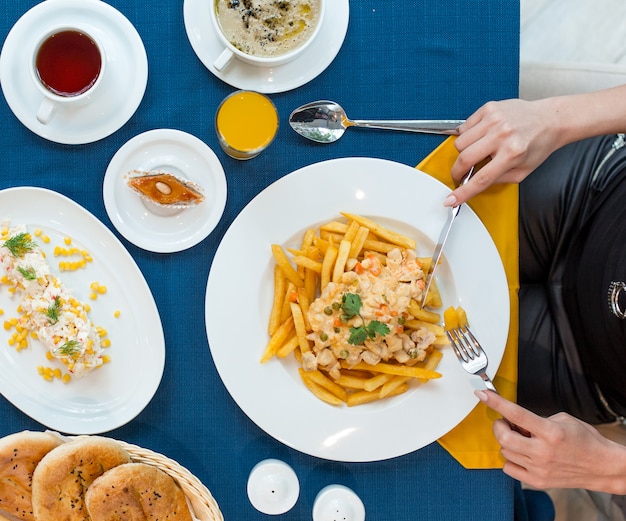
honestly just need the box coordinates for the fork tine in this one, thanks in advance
[447,330,465,361]
[447,328,473,362]
[460,325,482,358]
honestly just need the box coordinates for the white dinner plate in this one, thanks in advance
[0,0,148,145]
[103,129,227,253]
[183,0,349,93]
[205,157,510,462]
[0,187,164,434]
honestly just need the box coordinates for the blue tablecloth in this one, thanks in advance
[0,1,520,519]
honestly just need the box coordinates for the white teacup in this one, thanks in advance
[31,26,105,124]
[210,0,325,71]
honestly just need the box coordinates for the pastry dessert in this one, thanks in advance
[127,170,204,208]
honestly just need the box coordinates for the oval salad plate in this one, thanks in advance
[0,187,164,434]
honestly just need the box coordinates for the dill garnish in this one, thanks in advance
[56,340,82,358]
[17,266,37,280]
[3,233,37,258]
[45,296,62,325]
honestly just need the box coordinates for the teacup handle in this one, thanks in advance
[36,97,57,124]
[213,47,234,72]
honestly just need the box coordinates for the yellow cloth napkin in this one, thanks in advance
[415,136,519,469]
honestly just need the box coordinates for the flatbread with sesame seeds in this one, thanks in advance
[31,436,131,521]
[0,431,63,521]
[85,463,193,521]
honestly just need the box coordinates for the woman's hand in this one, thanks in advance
[444,99,563,206]
[476,390,626,494]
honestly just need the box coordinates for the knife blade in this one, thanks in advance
[420,166,475,308]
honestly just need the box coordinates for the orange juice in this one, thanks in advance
[215,91,279,159]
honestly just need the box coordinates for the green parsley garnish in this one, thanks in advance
[56,340,81,358]
[17,265,37,280]
[3,233,37,258]
[340,293,391,345]
[45,296,62,325]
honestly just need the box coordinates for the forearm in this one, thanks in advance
[541,84,626,148]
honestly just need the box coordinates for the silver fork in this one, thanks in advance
[447,325,531,437]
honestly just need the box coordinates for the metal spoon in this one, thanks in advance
[289,100,465,143]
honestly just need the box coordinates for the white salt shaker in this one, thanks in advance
[247,459,300,515]
[312,484,366,521]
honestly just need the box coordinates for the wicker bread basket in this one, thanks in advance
[68,435,224,521]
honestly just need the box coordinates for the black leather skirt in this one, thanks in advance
[518,134,626,424]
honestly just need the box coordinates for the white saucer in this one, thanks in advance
[0,0,148,145]
[183,0,349,93]
[103,129,227,253]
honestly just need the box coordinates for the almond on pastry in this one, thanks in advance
[85,462,193,521]
[127,170,204,207]
[0,431,63,521]
[32,436,131,521]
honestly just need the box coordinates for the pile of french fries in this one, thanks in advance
[261,212,449,407]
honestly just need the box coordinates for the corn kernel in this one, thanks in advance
[53,368,62,379]
[62,374,71,384]
[102,355,111,364]
[90,293,97,300]
[101,339,111,348]
[42,235,50,244]
[114,310,121,318]
[34,228,42,236]
[64,236,72,245]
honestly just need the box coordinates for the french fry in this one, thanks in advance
[379,375,410,398]
[290,301,310,353]
[408,300,441,323]
[347,361,441,380]
[261,316,294,363]
[276,334,299,358]
[363,373,394,392]
[302,369,348,402]
[332,239,351,283]
[268,265,286,336]
[425,279,443,308]
[346,383,409,407]
[349,226,370,258]
[404,320,445,337]
[292,255,323,273]
[271,244,304,288]
[320,221,349,234]
[300,228,317,250]
[443,306,459,331]
[299,369,343,405]
[336,374,369,390]
[281,282,296,322]
[320,242,338,290]
[340,212,416,250]
[417,350,443,384]
[343,220,360,242]
[296,287,312,330]
[456,306,468,327]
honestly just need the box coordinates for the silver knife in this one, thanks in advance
[420,166,475,308]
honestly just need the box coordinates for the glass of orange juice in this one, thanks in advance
[215,90,279,160]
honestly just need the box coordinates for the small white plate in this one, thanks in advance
[0,187,164,434]
[103,129,227,253]
[183,0,349,94]
[0,0,148,145]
